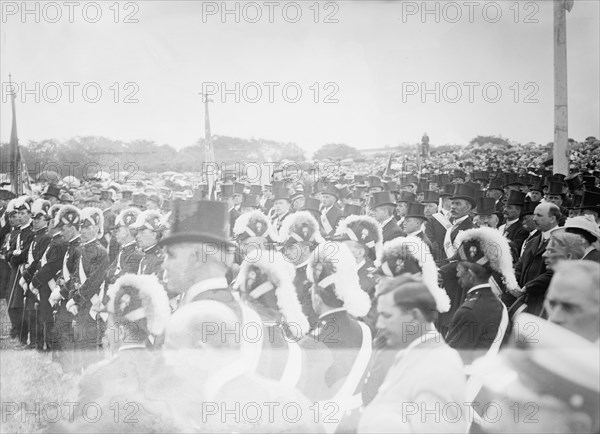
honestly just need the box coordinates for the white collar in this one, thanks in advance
[452,215,469,225]
[184,277,229,303]
[504,218,519,227]
[322,205,332,214]
[83,238,96,246]
[295,258,310,269]
[20,221,31,230]
[319,307,346,320]
[541,227,557,240]
[584,246,596,256]
[407,229,422,237]
[118,344,147,352]
[103,207,112,213]
[121,241,136,249]
[69,234,81,243]
[356,259,366,270]
[467,283,491,294]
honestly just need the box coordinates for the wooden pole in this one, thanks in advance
[553,0,569,175]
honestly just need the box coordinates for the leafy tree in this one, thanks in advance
[313,143,360,160]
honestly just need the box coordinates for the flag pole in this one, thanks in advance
[8,73,23,196]
[200,93,216,199]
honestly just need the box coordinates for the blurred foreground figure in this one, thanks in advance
[145,301,322,433]
[358,275,468,434]
[544,260,600,342]
[472,313,599,434]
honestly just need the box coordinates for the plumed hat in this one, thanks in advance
[307,242,371,318]
[238,253,309,339]
[107,273,170,336]
[376,236,450,313]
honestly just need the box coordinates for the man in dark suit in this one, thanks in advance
[99,190,118,263]
[319,184,343,237]
[132,210,166,282]
[499,190,530,263]
[160,200,241,319]
[369,191,404,242]
[512,202,561,316]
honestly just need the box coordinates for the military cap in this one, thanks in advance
[115,207,142,229]
[54,204,81,228]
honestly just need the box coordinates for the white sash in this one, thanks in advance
[62,251,71,282]
[321,210,333,234]
[443,224,458,259]
[431,212,452,230]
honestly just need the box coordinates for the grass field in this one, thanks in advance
[0,299,80,433]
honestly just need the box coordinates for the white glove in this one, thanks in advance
[49,290,63,306]
[30,287,40,300]
[66,299,78,316]
[13,249,21,256]
[19,277,28,291]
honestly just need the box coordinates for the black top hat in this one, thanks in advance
[547,181,566,196]
[342,203,363,217]
[384,181,399,193]
[220,183,234,198]
[43,184,61,200]
[132,193,147,208]
[582,176,597,189]
[439,184,456,197]
[405,202,427,219]
[505,190,526,207]
[503,173,523,187]
[159,200,234,247]
[530,179,544,192]
[273,187,291,202]
[241,194,260,208]
[451,184,477,207]
[100,190,114,202]
[369,191,395,208]
[488,178,504,192]
[569,194,583,210]
[579,190,600,211]
[302,197,321,214]
[474,197,498,216]
[320,184,339,199]
[396,191,416,203]
[0,189,16,201]
[416,181,429,193]
[565,173,584,192]
[421,191,439,204]
[249,185,263,196]
[368,176,382,189]
[232,182,245,195]
[121,190,133,200]
[521,201,540,216]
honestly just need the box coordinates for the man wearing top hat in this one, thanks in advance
[132,210,166,281]
[319,184,343,237]
[545,181,569,224]
[579,190,600,225]
[369,191,404,242]
[160,200,241,318]
[499,190,530,262]
[42,184,61,206]
[473,197,500,229]
[394,191,415,228]
[270,186,293,233]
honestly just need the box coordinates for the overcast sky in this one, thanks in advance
[1,0,599,155]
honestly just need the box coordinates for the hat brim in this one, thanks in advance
[158,232,235,248]
[404,214,428,220]
[451,196,477,207]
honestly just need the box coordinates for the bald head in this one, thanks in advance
[533,202,561,232]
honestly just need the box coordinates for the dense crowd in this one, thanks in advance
[1,141,599,433]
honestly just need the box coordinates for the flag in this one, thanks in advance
[8,77,30,196]
[383,152,393,177]
[203,96,217,200]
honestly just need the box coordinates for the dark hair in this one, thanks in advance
[378,274,438,323]
[547,204,562,223]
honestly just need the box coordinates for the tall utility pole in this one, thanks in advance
[553,0,574,175]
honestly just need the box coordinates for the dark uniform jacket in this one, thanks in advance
[31,233,68,322]
[138,244,165,281]
[7,221,35,309]
[446,284,505,365]
[293,262,318,328]
[71,239,110,310]
[229,206,241,237]
[21,227,52,283]
[100,209,119,263]
[381,217,404,243]
[319,205,342,236]
[105,241,144,285]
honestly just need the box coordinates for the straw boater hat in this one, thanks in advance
[307,242,371,318]
[238,252,309,339]
[376,236,450,313]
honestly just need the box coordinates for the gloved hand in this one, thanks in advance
[66,299,78,316]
